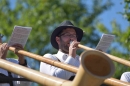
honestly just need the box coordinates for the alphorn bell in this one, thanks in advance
[0,50,115,86]
[72,50,115,86]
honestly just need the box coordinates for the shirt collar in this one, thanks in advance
[55,51,68,62]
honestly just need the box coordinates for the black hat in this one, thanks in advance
[51,20,83,49]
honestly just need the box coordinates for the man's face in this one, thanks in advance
[56,28,77,53]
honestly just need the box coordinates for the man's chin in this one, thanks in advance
[64,48,69,54]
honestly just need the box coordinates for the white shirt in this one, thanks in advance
[40,51,80,80]
[0,58,31,86]
[120,72,130,82]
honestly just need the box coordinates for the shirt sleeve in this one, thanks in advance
[120,72,130,82]
[40,53,79,80]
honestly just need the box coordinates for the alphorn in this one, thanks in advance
[0,59,71,86]
[78,44,130,67]
[0,50,116,86]
[1,45,130,85]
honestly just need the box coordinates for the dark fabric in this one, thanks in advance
[0,73,30,83]
[51,20,83,49]
[8,71,13,86]
[0,77,30,82]
[69,75,75,81]
[0,73,11,83]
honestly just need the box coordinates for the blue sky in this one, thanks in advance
[98,0,129,31]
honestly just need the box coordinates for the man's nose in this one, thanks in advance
[70,37,75,41]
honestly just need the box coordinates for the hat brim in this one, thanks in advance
[51,26,83,49]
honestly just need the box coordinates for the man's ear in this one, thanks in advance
[56,37,60,45]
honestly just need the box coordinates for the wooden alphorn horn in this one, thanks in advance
[78,44,130,67]
[1,44,130,85]
[0,50,115,86]
[0,59,71,86]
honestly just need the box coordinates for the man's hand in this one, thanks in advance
[12,44,25,65]
[0,43,9,59]
[69,41,80,58]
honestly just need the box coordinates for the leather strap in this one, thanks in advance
[69,75,75,81]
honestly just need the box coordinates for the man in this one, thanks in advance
[40,20,83,80]
[120,72,130,82]
[0,34,31,86]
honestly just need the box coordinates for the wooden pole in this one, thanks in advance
[0,59,71,86]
